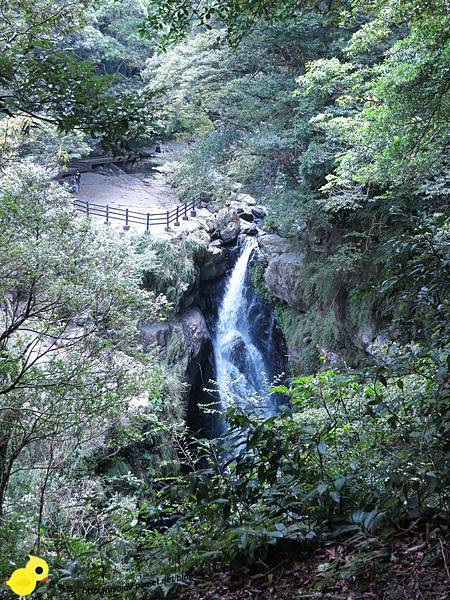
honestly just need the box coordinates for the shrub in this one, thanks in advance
[133,233,208,313]
[136,347,449,574]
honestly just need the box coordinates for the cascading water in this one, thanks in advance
[213,239,276,418]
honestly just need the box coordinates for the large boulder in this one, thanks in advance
[228,200,254,222]
[238,210,254,222]
[239,219,259,236]
[258,234,294,259]
[199,245,228,281]
[142,307,212,387]
[252,205,267,219]
[216,208,240,243]
[264,252,308,310]
[236,193,257,206]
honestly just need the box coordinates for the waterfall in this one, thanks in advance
[213,239,275,417]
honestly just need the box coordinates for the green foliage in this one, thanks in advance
[0,1,163,150]
[142,0,331,48]
[381,211,450,344]
[251,262,275,304]
[169,130,241,206]
[143,15,339,205]
[0,161,185,587]
[133,347,449,573]
[0,117,92,167]
[70,0,154,78]
[134,233,208,313]
[275,306,338,374]
[347,285,378,330]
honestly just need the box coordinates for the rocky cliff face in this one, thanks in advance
[139,194,284,431]
[264,251,308,311]
[142,306,217,435]
[256,230,382,374]
[142,307,212,389]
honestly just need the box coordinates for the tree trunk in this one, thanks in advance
[0,417,17,518]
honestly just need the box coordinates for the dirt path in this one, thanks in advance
[77,168,179,213]
[74,148,209,238]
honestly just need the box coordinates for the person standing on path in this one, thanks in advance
[75,170,81,192]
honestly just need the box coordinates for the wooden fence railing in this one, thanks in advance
[73,198,198,233]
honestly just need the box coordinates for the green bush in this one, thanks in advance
[275,305,338,374]
[136,348,449,574]
[134,233,208,313]
[251,262,275,303]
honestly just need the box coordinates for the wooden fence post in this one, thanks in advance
[86,201,90,217]
[183,202,188,220]
[123,208,130,231]
[145,213,150,235]
[175,206,180,226]
[190,200,197,217]
[105,205,110,225]
[165,210,170,231]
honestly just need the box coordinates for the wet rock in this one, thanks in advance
[238,209,255,222]
[258,234,294,259]
[181,291,199,308]
[199,245,228,281]
[228,201,254,222]
[142,320,171,351]
[264,252,308,310]
[216,208,240,243]
[236,193,257,206]
[229,200,243,210]
[229,336,251,373]
[142,307,211,388]
[240,219,259,236]
[252,206,266,219]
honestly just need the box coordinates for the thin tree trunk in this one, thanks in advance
[0,421,13,518]
[35,443,54,552]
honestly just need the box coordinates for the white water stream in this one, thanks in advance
[213,239,275,416]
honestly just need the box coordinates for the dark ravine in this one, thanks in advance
[139,190,389,442]
[142,230,288,437]
[213,239,287,423]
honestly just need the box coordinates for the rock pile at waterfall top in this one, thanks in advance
[215,208,241,243]
[198,192,266,243]
[199,245,229,282]
[239,220,259,236]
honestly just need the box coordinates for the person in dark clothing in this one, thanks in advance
[75,170,81,192]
